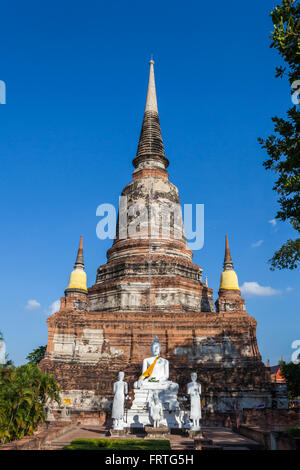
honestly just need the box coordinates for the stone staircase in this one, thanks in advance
[41,425,265,451]
[42,439,72,450]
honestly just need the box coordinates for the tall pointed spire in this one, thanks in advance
[223,234,234,271]
[133,59,169,170]
[145,59,158,113]
[65,236,87,294]
[74,235,84,270]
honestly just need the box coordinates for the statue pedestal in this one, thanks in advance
[124,381,185,429]
[60,408,71,421]
[188,429,204,439]
[109,429,126,437]
[194,437,214,450]
[46,410,55,422]
[144,426,170,439]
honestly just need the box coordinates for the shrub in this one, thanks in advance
[0,362,60,443]
[286,427,300,438]
[63,438,171,451]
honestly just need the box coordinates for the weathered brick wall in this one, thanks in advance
[243,408,300,427]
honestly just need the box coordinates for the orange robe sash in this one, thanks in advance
[139,356,160,380]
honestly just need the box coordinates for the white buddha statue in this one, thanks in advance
[126,337,180,429]
[134,336,171,389]
[148,392,163,428]
[112,371,128,430]
[187,372,202,430]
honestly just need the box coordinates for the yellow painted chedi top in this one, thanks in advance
[67,269,87,291]
[220,269,239,290]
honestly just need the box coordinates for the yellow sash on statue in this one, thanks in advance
[139,356,160,380]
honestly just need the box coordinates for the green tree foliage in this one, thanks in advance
[26,345,47,365]
[0,362,60,443]
[279,359,300,399]
[259,0,300,270]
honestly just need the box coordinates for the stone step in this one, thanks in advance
[222,446,251,450]
[47,440,72,449]
[170,440,195,450]
[221,442,263,450]
[171,445,194,450]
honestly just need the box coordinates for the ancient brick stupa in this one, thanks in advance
[40,61,287,416]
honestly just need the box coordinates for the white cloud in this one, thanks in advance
[25,299,41,310]
[47,299,60,316]
[251,240,264,248]
[286,287,294,292]
[240,281,281,297]
[269,219,277,227]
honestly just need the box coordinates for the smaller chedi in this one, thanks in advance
[65,235,87,294]
[219,234,239,290]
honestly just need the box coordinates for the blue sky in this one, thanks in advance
[0,0,299,366]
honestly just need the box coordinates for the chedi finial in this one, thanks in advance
[223,234,234,271]
[74,235,84,270]
[133,60,169,170]
[145,57,158,113]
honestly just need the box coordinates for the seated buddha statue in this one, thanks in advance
[134,336,172,389]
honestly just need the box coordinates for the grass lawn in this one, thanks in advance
[63,438,171,451]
